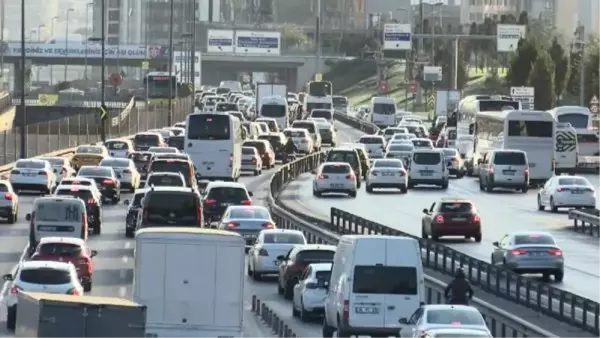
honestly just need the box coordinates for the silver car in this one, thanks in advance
[312,162,357,198]
[218,205,275,248]
[385,143,414,162]
[491,231,564,282]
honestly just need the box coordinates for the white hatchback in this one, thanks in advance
[99,157,141,191]
[312,162,357,197]
[537,175,597,212]
[37,156,75,183]
[105,139,134,158]
[358,135,386,159]
[366,159,408,193]
[293,263,332,321]
[247,229,307,279]
[284,128,314,153]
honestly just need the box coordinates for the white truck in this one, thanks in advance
[256,83,287,112]
[133,227,245,337]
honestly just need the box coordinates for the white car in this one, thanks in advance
[9,159,56,193]
[148,146,179,154]
[99,157,141,191]
[441,148,466,178]
[37,156,75,183]
[398,304,490,337]
[411,138,434,149]
[537,175,597,212]
[0,180,18,223]
[284,128,314,154]
[56,177,102,201]
[105,139,134,158]
[382,127,409,141]
[312,162,357,198]
[292,262,332,321]
[144,172,186,188]
[3,260,84,330]
[247,229,307,279]
[385,143,414,161]
[241,146,263,176]
[358,135,386,159]
[420,328,492,338]
[366,159,408,193]
[390,133,413,142]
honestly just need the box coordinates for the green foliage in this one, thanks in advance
[518,11,529,25]
[549,37,570,98]
[528,49,556,110]
[433,41,468,90]
[281,24,309,50]
[506,38,538,86]
[584,37,600,102]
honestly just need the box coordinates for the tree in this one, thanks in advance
[518,11,529,25]
[281,24,308,51]
[506,38,538,86]
[549,37,570,99]
[528,49,556,110]
[583,37,600,103]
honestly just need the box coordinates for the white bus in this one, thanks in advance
[184,112,243,181]
[303,95,332,118]
[548,106,599,156]
[259,95,288,130]
[370,96,396,128]
[554,122,578,174]
[474,110,555,183]
[459,95,521,134]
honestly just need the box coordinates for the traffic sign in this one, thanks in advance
[510,86,534,110]
[141,61,149,70]
[99,104,108,120]
[589,95,599,114]
[315,73,322,81]
[108,73,123,87]
[37,93,58,106]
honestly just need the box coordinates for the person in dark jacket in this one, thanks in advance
[444,268,473,305]
[284,137,297,154]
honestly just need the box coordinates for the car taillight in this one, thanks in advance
[196,206,202,224]
[241,199,252,205]
[471,214,481,223]
[4,193,12,200]
[556,187,567,192]
[11,170,20,175]
[551,159,555,171]
[227,222,239,229]
[450,157,457,162]
[204,198,216,204]
[511,249,527,255]
[258,248,269,256]
[103,179,115,186]
[38,171,47,176]
[306,282,318,289]
[66,288,81,296]
[60,167,67,175]
[548,248,562,256]
[488,167,494,174]
[229,154,233,168]
[10,285,22,295]
[524,168,529,175]
[79,257,93,273]
[262,222,275,229]
[434,215,444,223]
[345,174,355,180]
[342,300,349,325]
[399,169,406,176]
[87,198,95,204]
[301,139,307,143]
[318,174,329,179]
[123,169,131,174]
[251,157,257,164]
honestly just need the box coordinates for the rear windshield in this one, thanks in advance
[216,103,238,112]
[149,161,190,175]
[425,309,485,325]
[130,153,152,163]
[55,189,93,201]
[61,179,92,187]
[263,233,305,244]
[38,243,82,257]
[242,147,257,155]
[332,96,347,106]
[557,178,589,185]
[393,134,410,140]
[0,184,8,192]
[78,167,113,177]
[327,151,358,165]
[296,250,335,262]
[106,141,129,150]
[311,110,333,120]
[514,234,556,245]
[493,152,526,165]
[322,164,351,174]
[442,149,458,157]
[19,268,71,285]
[134,134,159,145]
[16,161,44,169]
[413,152,441,165]
[167,136,185,150]
[359,137,384,144]
[187,114,231,140]
[389,145,413,152]
[147,174,185,187]
[293,122,316,133]
[243,142,266,153]
[76,146,104,154]
[353,266,417,294]
[439,202,473,213]
[412,139,432,148]
[208,187,248,200]
[100,159,130,167]
[39,158,64,166]
[228,208,270,219]
[288,130,307,138]
[385,129,404,136]
[36,202,82,222]
[145,193,198,217]
[372,160,403,168]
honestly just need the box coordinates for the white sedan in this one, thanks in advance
[292,262,331,321]
[537,175,596,212]
[241,146,263,176]
[98,158,141,191]
[385,143,414,161]
[37,156,76,183]
[247,229,307,280]
[312,162,357,198]
[399,304,490,337]
[366,159,408,193]
[9,159,57,194]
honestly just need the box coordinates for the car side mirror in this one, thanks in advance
[248,191,253,197]
[398,318,408,324]
[117,174,122,179]
[276,255,285,261]
[477,159,483,165]
[3,274,12,281]
[123,199,130,205]
[422,208,428,214]
[492,241,499,247]
[25,213,31,221]
[90,250,98,257]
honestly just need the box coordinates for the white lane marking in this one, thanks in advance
[124,241,131,249]
[122,256,128,263]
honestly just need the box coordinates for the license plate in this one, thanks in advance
[502,170,515,176]
[330,184,343,189]
[355,307,379,314]
[572,190,583,194]
[420,171,433,176]
[26,173,36,177]
[453,218,467,221]
[243,234,255,238]
[222,203,232,207]
[382,172,394,176]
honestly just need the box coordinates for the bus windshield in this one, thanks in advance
[187,114,231,140]
[479,100,519,112]
[507,120,553,137]
[373,103,395,115]
[557,113,589,129]
[146,75,177,98]
[261,104,286,117]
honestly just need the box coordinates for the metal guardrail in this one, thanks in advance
[263,153,555,337]
[569,208,600,237]
[11,99,129,108]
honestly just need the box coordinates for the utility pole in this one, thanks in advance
[167,0,174,126]
[0,0,5,91]
[577,25,585,106]
[100,0,106,141]
[19,0,26,158]
[190,0,196,93]
[314,0,321,76]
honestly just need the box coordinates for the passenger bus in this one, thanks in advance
[458,95,521,134]
[370,96,396,128]
[144,71,177,99]
[259,95,289,130]
[554,122,578,174]
[548,106,600,156]
[474,110,555,183]
[307,81,332,97]
[184,112,243,181]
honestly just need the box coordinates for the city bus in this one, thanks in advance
[144,71,177,99]
[184,112,243,181]
[548,106,599,156]
[459,94,521,134]
[474,110,555,183]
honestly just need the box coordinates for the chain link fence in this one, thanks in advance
[0,98,192,165]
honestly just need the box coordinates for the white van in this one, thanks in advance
[370,96,396,128]
[259,95,288,130]
[407,149,449,189]
[310,108,334,125]
[323,235,424,338]
[478,149,529,193]
[555,122,578,174]
[26,197,87,251]
[135,227,245,337]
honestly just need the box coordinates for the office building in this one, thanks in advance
[92,0,143,46]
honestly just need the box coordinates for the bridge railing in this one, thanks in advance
[11,99,131,108]
[0,97,192,165]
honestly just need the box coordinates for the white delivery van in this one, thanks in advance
[323,235,424,338]
[134,227,245,337]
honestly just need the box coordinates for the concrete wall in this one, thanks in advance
[295,59,330,90]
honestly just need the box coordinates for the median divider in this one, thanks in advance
[569,208,600,237]
[250,295,298,337]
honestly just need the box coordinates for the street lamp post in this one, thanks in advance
[84,2,93,80]
[36,24,45,82]
[64,8,74,83]
[88,2,106,141]
[50,16,58,85]
[167,0,174,126]
[19,0,26,158]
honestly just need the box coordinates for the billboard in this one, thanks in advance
[235,31,281,55]
[497,24,526,52]
[206,29,234,53]
[173,51,202,86]
[382,24,411,50]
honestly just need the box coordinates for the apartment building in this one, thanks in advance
[92,0,143,46]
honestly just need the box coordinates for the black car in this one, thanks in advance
[202,182,253,224]
[129,151,153,180]
[167,135,185,151]
[139,186,203,228]
[76,166,121,204]
[123,188,148,237]
[54,186,103,234]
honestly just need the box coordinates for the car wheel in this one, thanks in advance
[473,233,482,242]
[421,226,428,239]
[292,303,300,317]
[366,185,373,193]
[6,305,16,331]
[247,264,253,276]
[554,271,564,282]
[93,221,101,235]
[253,169,260,176]
[441,181,448,189]
[284,280,294,300]
[550,197,558,213]
[537,195,544,211]
[348,190,357,198]
[322,322,335,338]
[299,300,310,322]
[486,182,494,193]
[7,210,16,224]
[277,282,284,295]
[83,279,92,292]
[479,179,485,191]
[521,185,528,193]
[400,185,408,193]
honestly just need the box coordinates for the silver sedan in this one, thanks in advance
[218,205,276,249]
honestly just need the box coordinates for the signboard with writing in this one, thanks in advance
[510,86,534,110]
[382,24,411,50]
[207,29,235,53]
[235,31,281,55]
[497,25,526,52]
[1,42,152,59]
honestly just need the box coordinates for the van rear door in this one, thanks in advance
[383,239,421,328]
[348,239,385,328]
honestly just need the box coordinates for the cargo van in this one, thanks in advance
[323,235,424,338]
[134,227,245,337]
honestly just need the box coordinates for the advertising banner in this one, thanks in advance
[382,24,411,50]
[0,42,149,59]
[235,30,281,55]
[173,51,202,86]
[497,25,526,52]
[206,29,235,53]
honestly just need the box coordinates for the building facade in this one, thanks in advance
[2,0,60,40]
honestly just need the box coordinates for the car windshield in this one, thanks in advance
[426,309,485,326]
[413,152,441,165]
[100,159,130,167]
[35,202,83,222]
[19,268,71,285]
[134,134,159,145]
[55,189,93,201]
[78,167,113,177]
[353,266,417,294]
[145,193,198,220]
[242,147,257,155]
[296,250,335,263]
[389,145,413,152]
[106,141,129,150]
[439,202,473,212]
[243,142,266,153]
[228,208,270,219]
[373,160,403,168]
[293,122,315,133]
[385,129,403,136]
[38,243,82,257]
[16,160,44,169]
[263,233,305,244]
[76,146,103,154]
[412,139,432,147]
[322,164,351,174]
[208,187,248,200]
[288,130,307,138]
[147,174,184,187]
[493,152,526,165]
[514,234,556,245]
[557,178,589,186]
[311,110,332,120]
[360,137,383,144]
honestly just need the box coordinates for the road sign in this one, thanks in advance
[99,104,108,120]
[382,23,412,50]
[108,73,123,87]
[37,93,58,106]
[497,25,526,52]
[426,94,435,111]
[315,73,322,81]
[510,86,534,110]
[423,66,442,82]
[141,61,149,70]
[589,95,599,114]
[414,52,430,64]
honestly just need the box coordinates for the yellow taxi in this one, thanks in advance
[70,145,109,170]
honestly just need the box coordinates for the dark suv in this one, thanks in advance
[202,182,253,224]
[139,187,203,228]
[325,148,362,187]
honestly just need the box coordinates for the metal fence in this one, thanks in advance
[0,98,192,165]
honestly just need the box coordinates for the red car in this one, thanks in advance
[30,237,97,292]
[421,199,482,242]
